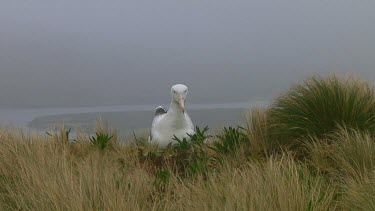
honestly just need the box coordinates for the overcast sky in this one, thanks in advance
[1,1,375,108]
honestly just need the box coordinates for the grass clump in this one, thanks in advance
[306,127,375,210]
[269,74,375,149]
[307,127,375,179]
[212,126,248,155]
[90,132,114,150]
[245,107,270,156]
[170,126,213,176]
[341,172,375,210]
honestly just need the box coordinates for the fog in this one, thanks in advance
[1,1,375,108]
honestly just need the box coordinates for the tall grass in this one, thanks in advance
[341,172,375,210]
[0,128,336,210]
[269,75,375,149]
[0,128,154,210]
[306,127,375,210]
[162,155,336,211]
[245,107,270,156]
[307,127,375,179]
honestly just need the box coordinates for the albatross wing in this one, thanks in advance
[154,106,167,116]
[149,106,167,141]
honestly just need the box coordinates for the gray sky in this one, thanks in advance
[1,1,375,108]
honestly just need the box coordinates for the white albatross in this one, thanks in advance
[149,84,195,148]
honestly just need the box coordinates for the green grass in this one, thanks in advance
[211,126,248,155]
[1,74,375,210]
[268,74,375,151]
[90,132,114,150]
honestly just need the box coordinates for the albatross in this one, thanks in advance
[149,84,195,148]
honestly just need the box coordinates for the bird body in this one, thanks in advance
[149,84,195,148]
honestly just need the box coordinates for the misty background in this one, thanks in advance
[1,1,375,109]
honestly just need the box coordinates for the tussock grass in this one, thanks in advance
[341,172,375,210]
[162,155,336,211]
[269,75,375,149]
[1,74,375,210]
[306,128,375,210]
[307,127,375,179]
[245,107,270,157]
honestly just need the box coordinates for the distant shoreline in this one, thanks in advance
[0,101,268,127]
[28,108,248,137]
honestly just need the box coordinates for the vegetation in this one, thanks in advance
[1,74,375,210]
[268,75,375,151]
[90,132,114,150]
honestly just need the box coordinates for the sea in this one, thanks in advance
[0,101,268,138]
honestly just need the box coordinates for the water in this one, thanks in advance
[0,101,268,137]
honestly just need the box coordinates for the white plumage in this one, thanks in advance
[149,84,195,148]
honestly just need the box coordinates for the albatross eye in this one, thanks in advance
[173,90,176,94]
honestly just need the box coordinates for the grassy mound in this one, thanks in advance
[268,75,375,149]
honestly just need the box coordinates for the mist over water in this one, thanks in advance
[1,1,375,132]
[1,1,375,109]
[0,101,267,137]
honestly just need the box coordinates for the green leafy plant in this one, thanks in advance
[173,135,191,150]
[188,126,212,176]
[211,126,248,156]
[90,132,114,150]
[189,126,210,147]
[172,126,212,176]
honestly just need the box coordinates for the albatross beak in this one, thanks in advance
[178,97,185,112]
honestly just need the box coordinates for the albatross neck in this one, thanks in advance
[166,99,188,128]
[168,100,185,116]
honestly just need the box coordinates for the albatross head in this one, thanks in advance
[171,84,188,112]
